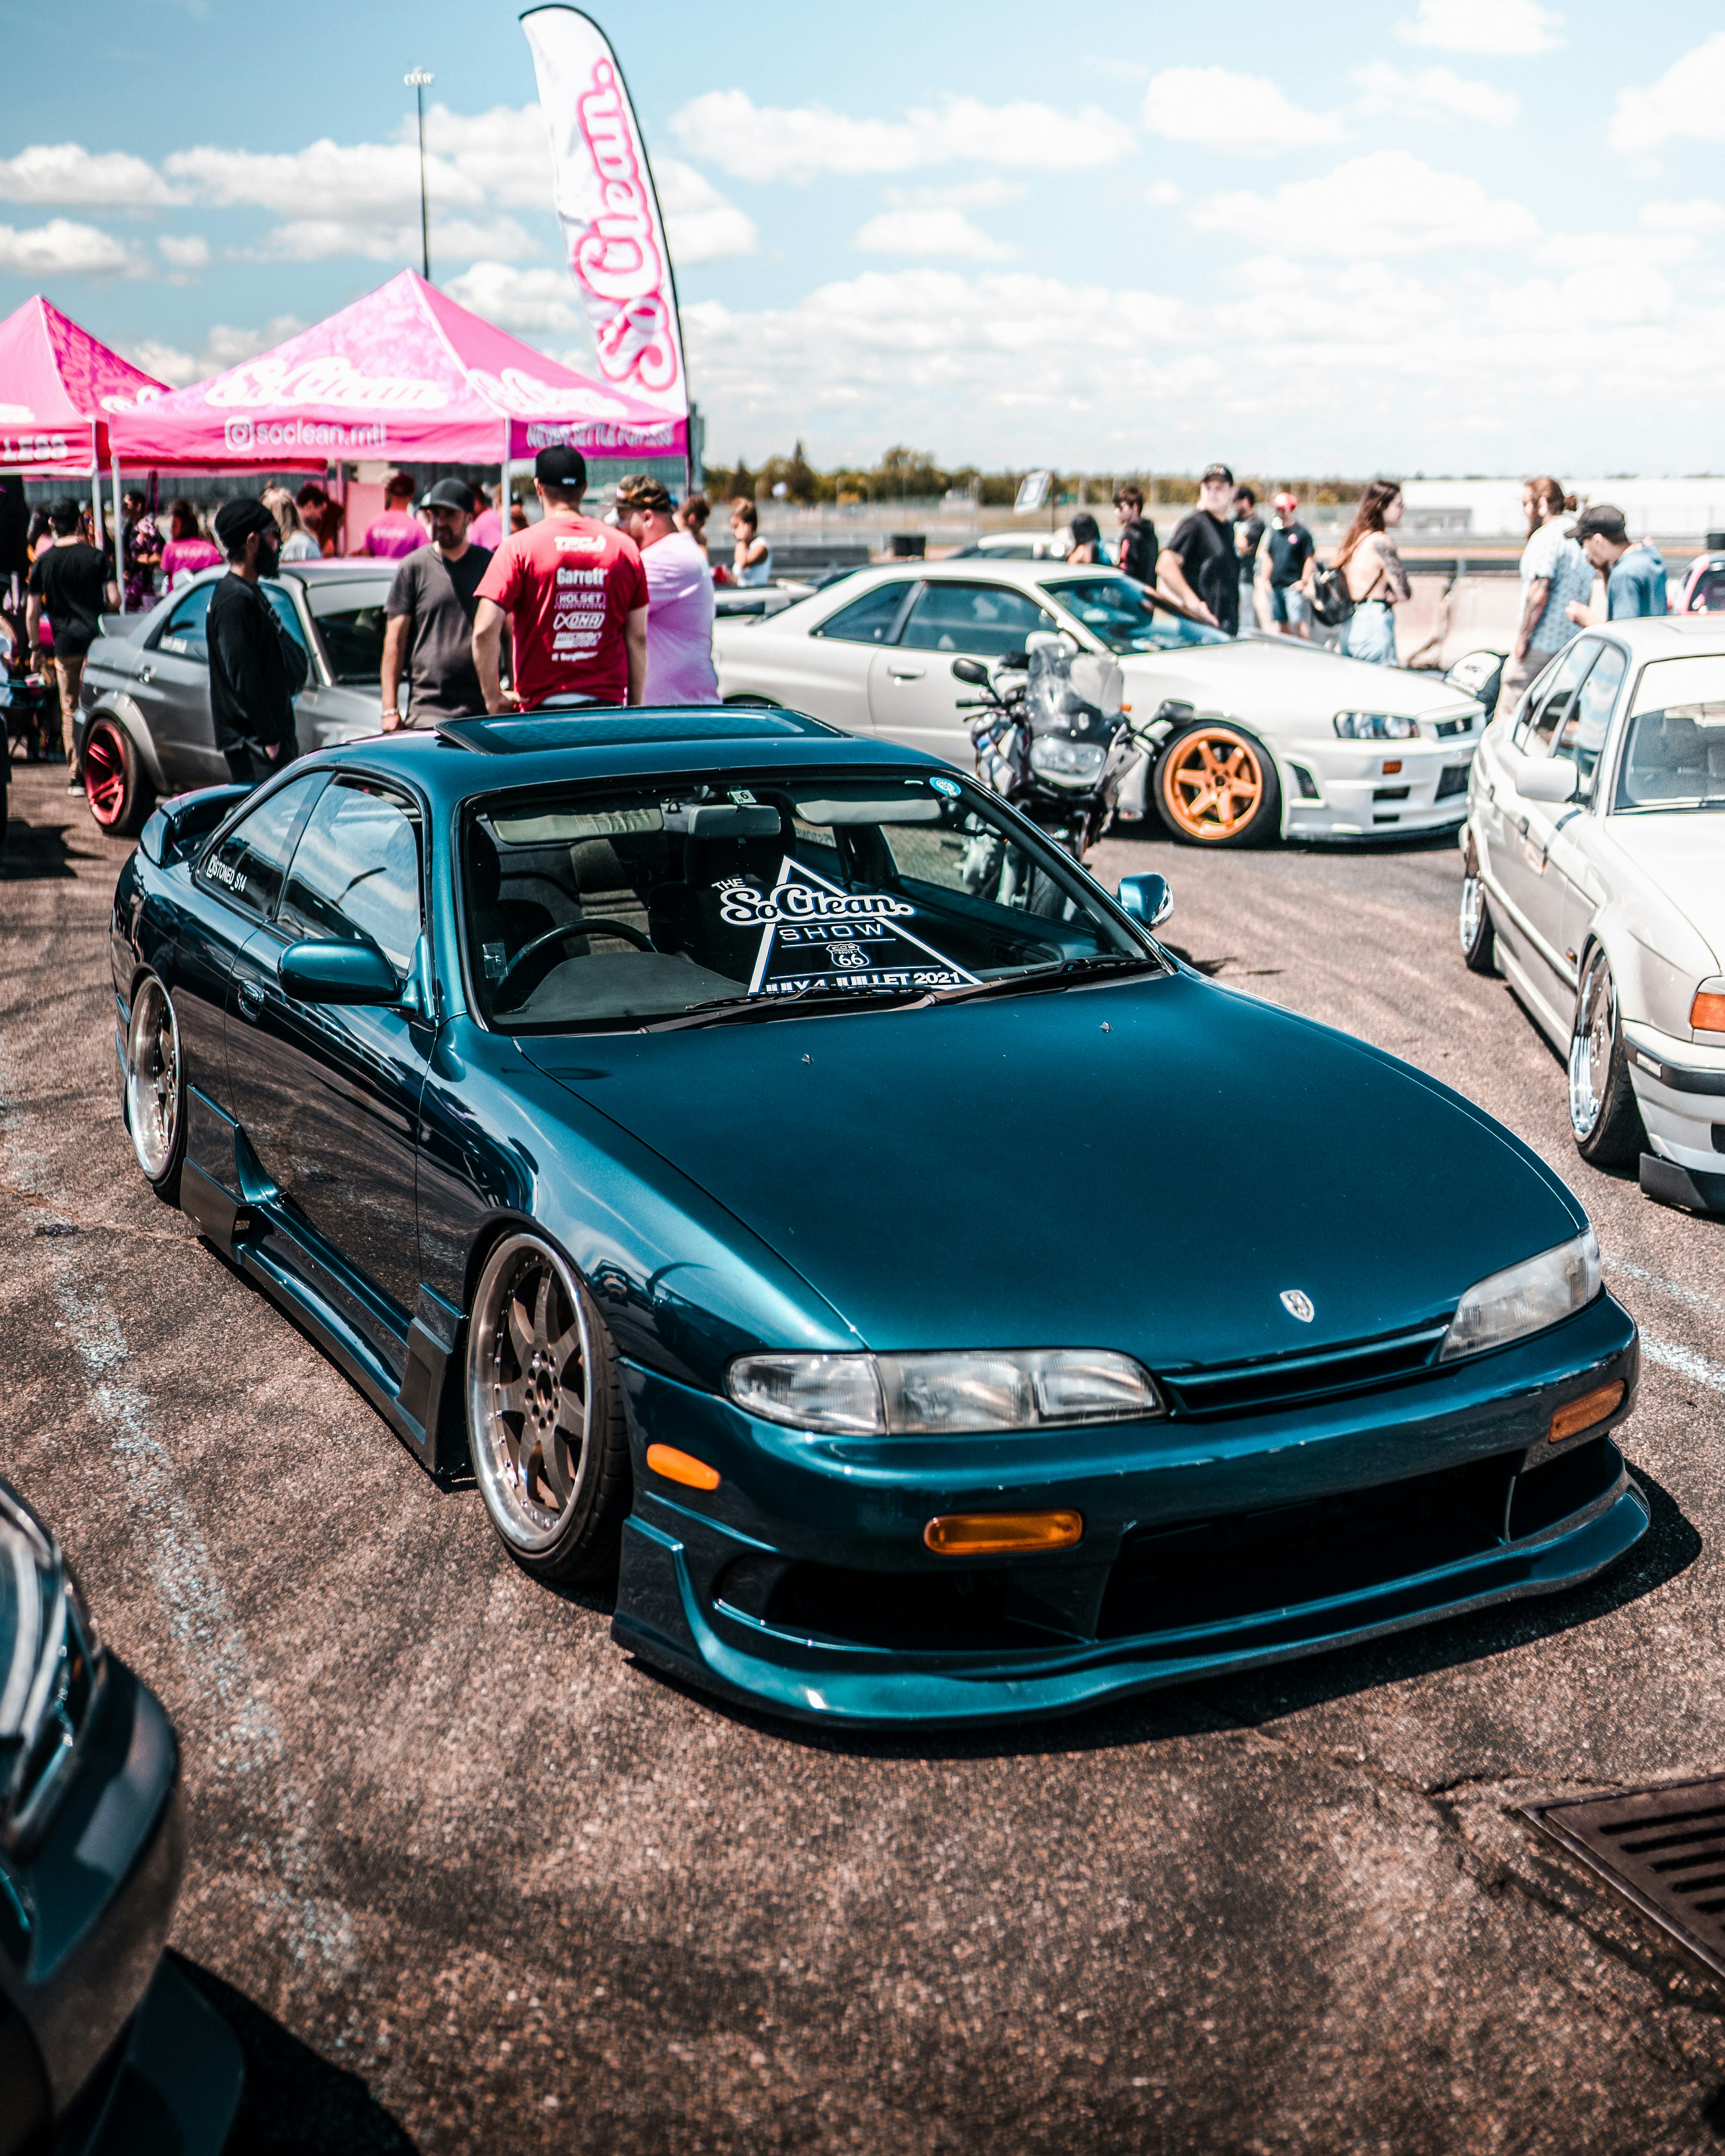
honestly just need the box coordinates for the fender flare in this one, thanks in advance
[80,693,168,794]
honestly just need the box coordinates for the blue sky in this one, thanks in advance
[1,0,1722,474]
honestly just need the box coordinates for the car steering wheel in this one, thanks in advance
[494,919,653,1003]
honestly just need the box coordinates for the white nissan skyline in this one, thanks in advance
[712,560,1487,846]
[1459,615,1725,1216]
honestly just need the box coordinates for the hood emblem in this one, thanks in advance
[1279,1290,1315,1323]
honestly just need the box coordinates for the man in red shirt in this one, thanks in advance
[473,446,648,711]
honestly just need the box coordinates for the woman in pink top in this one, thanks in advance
[161,499,222,592]
[469,480,504,552]
[612,474,718,703]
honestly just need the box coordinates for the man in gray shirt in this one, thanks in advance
[380,477,495,727]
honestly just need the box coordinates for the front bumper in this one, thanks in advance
[1280,735,1475,840]
[611,1294,1643,1726]
[1622,1021,1725,1206]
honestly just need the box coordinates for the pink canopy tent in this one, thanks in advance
[0,295,168,480]
[106,270,684,475]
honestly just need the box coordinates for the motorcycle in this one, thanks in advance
[952,633,1164,858]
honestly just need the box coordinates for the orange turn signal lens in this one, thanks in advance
[1692,991,1725,1034]
[923,1510,1083,1556]
[1382,759,1403,775]
[1548,1381,1626,1445]
[646,1443,720,1491]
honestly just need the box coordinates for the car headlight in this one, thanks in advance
[1439,1228,1601,1362]
[726,1349,1163,1434]
[1334,711,1419,740]
[0,1482,104,1849]
[1028,736,1108,787]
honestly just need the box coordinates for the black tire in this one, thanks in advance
[123,974,186,1206]
[83,716,155,839]
[465,1232,632,1585]
[1459,839,1496,974]
[1152,720,1282,847]
[1568,948,1647,1169]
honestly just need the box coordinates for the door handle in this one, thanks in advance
[136,666,152,685]
[887,667,925,681]
[237,979,265,1018]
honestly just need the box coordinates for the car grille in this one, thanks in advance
[1157,1320,1450,1418]
[1435,764,1472,800]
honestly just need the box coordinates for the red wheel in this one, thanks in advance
[83,718,153,837]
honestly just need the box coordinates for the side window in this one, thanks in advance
[278,781,423,975]
[157,584,214,661]
[1553,644,1627,800]
[812,583,914,645]
[261,582,309,654]
[897,581,1058,658]
[1521,639,1599,755]
[199,772,327,921]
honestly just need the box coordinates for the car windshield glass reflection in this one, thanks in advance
[1616,656,1725,811]
[463,773,1157,1033]
[1041,575,1229,652]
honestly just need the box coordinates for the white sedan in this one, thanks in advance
[1459,614,1725,1214]
[713,560,1486,846]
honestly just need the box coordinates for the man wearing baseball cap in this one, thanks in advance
[206,496,308,786]
[1565,505,1668,625]
[380,477,494,728]
[1257,492,1316,639]
[1158,463,1242,633]
[473,446,649,712]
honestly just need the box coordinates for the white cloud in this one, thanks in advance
[0,143,180,208]
[1146,181,1183,208]
[1610,35,1725,156]
[417,102,552,208]
[1141,68,1346,155]
[445,262,581,336]
[124,338,201,388]
[1536,230,1696,271]
[668,90,1133,182]
[651,158,757,265]
[247,213,535,265]
[1350,62,1520,127]
[1192,151,1539,256]
[855,207,1014,261]
[164,139,484,221]
[0,218,141,277]
[124,313,306,388]
[1397,0,1564,54]
[157,233,209,269]
[1641,197,1725,235]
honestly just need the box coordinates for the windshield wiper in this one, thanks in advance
[639,981,930,1032]
[924,953,1163,1007]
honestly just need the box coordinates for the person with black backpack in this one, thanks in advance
[1317,481,1410,665]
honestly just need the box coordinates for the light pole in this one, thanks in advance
[405,68,434,280]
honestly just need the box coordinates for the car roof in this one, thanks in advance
[1580,614,1725,655]
[298,706,944,806]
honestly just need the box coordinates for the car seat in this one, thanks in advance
[655,804,790,980]
[466,823,559,986]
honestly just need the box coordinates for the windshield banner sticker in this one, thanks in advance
[716,857,981,998]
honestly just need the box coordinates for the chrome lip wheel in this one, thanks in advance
[469,1235,592,1552]
[1569,953,1613,1141]
[125,978,180,1181]
[1458,872,1484,953]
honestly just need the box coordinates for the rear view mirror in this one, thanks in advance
[1117,872,1173,928]
[1513,757,1579,805]
[278,938,401,1005]
[949,658,990,685]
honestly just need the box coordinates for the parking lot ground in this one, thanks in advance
[5,762,1725,2155]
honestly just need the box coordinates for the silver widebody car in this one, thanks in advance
[76,562,390,835]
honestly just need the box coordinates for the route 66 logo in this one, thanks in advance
[830,945,871,968]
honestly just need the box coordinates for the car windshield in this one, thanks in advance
[1041,575,1230,653]
[305,580,392,684]
[1615,655,1725,811]
[463,771,1159,1033]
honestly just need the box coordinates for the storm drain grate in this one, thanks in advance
[1522,1775,1725,1977]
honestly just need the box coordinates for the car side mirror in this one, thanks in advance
[1117,872,1173,928]
[278,938,402,1005]
[1513,757,1579,805]
[949,657,990,685]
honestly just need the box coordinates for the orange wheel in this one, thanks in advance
[1154,722,1280,847]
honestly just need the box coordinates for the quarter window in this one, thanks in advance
[277,780,423,974]
[813,583,914,645]
[199,772,326,921]
[897,582,1057,658]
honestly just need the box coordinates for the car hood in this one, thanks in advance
[521,973,1582,1368]
[1602,812,1725,968]
[1118,638,1477,729]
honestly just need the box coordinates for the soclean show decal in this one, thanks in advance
[720,858,981,1000]
[520,6,691,437]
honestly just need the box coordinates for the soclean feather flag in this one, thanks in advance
[520,6,690,445]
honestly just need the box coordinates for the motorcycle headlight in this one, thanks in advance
[1439,1228,1601,1362]
[0,1482,104,1848]
[1028,736,1108,786]
[726,1349,1162,1434]
[1334,711,1419,740]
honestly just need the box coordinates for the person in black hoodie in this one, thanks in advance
[207,498,307,786]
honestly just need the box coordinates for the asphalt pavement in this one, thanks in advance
[5,759,1725,2155]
